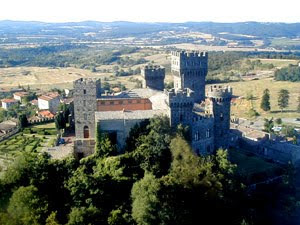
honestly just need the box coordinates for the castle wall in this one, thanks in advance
[97,118,146,151]
[191,115,215,155]
[97,98,152,111]
[141,66,165,91]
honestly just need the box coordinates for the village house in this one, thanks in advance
[1,99,18,110]
[13,91,29,102]
[38,92,60,113]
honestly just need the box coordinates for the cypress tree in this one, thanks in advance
[297,95,300,113]
[278,89,290,112]
[260,89,271,111]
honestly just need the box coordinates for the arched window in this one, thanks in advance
[83,126,89,138]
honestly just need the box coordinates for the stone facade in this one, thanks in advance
[141,65,165,91]
[73,51,233,157]
[171,51,208,103]
[165,88,194,127]
[73,78,101,157]
[206,85,232,149]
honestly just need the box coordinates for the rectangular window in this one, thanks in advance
[83,100,86,107]
[110,101,114,105]
[84,114,87,120]
[128,100,132,104]
[119,100,123,104]
[83,89,86,94]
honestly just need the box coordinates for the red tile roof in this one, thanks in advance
[14,92,28,97]
[38,110,55,118]
[30,99,38,105]
[38,92,60,101]
[1,99,18,103]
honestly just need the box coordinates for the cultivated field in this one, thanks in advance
[228,78,300,119]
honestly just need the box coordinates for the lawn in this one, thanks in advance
[229,149,282,184]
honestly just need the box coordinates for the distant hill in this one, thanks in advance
[1,20,300,38]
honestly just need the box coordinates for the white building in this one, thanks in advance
[13,92,29,102]
[38,92,60,113]
[1,99,18,110]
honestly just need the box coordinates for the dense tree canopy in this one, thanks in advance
[0,116,296,225]
[275,65,300,82]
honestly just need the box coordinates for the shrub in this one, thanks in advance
[23,128,32,134]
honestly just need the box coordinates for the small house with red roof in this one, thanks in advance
[38,92,60,113]
[1,99,18,110]
[13,92,29,102]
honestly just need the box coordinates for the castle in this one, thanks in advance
[73,50,232,157]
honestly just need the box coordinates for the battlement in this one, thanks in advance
[165,88,195,107]
[143,65,165,71]
[142,65,165,78]
[141,65,165,91]
[74,78,100,87]
[171,50,208,59]
[165,88,194,98]
[207,85,232,99]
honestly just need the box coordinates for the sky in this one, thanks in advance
[0,0,299,23]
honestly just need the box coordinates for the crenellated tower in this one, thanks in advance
[171,50,208,103]
[206,85,232,149]
[165,88,194,127]
[141,65,165,91]
[73,78,101,157]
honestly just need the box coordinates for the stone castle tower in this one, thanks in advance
[165,88,194,127]
[141,65,165,91]
[206,85,232,149]
[73,78,101,157]
[171,51,208,103]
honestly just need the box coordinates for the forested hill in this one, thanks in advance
[1,20,300,38]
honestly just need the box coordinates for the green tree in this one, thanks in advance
[55,112,66,130]
[260,89,271,111]
[275,118,282,125]
[18,114,28,129]
[278,89,290,112]
[134,116,172,177]
[94,122,117,158]
[7,185,48,225]
[67,205,103,225]
[46,211,60,225]
[297,95,300,113]
[131,173,161,225]
[264,118,274,133]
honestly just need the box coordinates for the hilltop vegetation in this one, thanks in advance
[275,65,300,82]
[0,117,294,225]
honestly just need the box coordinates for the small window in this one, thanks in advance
[119,100,123,104]
[83,89,86,94]
[110,101,114,105]
[220,113,224,121]
[137,99,141,103]
[101,101,105,105]
[128,100,132,104]
[84,114,87,120]
[83,100,86,107]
